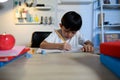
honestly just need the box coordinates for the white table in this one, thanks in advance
[0,52,119,80]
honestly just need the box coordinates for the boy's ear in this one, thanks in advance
[59,23,63,28]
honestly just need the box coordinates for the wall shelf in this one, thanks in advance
[58,0,93,5]
[97,4,120,9]
[104,24,120,27]
[15,22,40,25]
[98,24,120,27]
[104,31,120,34]
[14,0,57,26]
[15,22,55,25]
[35,6,51,10]
[102,4,120,9]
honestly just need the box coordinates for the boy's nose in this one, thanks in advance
[67,33,73,38]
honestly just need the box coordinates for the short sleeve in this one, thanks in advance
[77,31,86,45]
[44,30,64,43]
[45,31,56,43]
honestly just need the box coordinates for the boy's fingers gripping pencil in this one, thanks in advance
[55,30,71,51]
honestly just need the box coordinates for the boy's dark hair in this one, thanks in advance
[61,11,82,31]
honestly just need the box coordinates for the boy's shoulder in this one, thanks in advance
[48,29,60,37]
[73,30,83,39]
[76,30,81,35]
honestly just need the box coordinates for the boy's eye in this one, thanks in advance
[64,30,69,32]
[64,30,76,34]
[72,32,76,34]
[65,31,69,33]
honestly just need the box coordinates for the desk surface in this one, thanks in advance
[0,52,119,80]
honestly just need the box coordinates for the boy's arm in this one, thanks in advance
[40,41,63,50]
[40,41,71,51]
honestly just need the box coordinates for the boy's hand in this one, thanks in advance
[62,42,71,51]
[81,40,94,52]
[81,44,94,52]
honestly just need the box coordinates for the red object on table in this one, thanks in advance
[0,33,15,50]
[100,41,120,58]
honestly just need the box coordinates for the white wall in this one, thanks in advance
[0,0,57,46]
[0,0,93,46]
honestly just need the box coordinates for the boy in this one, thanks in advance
[40,11,94,52]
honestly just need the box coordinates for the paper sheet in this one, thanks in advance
[36,46,83,53]
[0,46,25,57]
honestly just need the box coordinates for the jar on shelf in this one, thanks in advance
[117,0,120,4]
[104,0,110,4]
[26,13,33,22]
[15,9,21,19]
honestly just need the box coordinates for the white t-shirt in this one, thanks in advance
[45,30,87,48]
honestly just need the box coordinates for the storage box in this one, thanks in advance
[100,54,120,78]
[104,34,120,42]
[100,41,120,58]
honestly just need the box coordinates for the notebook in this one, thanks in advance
[0,46,30,62]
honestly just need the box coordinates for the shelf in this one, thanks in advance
[15,22,40,25]
[58,0,93,5]
[35,6,51,10]
[102,4,120,9]
[104,24,120,27]
[15,22,55,25]
[104,31,120,34]
[98,24,120,27]
[97,4,120,9]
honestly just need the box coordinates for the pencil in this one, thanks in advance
[55,30,66,42]
[55,30,68,52]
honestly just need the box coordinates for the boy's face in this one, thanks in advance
[60,24,77,39]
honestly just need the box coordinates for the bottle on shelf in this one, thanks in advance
[19,1,21,6]
[26,12,33,22]
[48,16,52,25]
[44,16,48,25]
[15,9,21,19]
[40,16,43,24]
[22,8,27,19]
[34,15,39,22]
[98,13,105,27]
